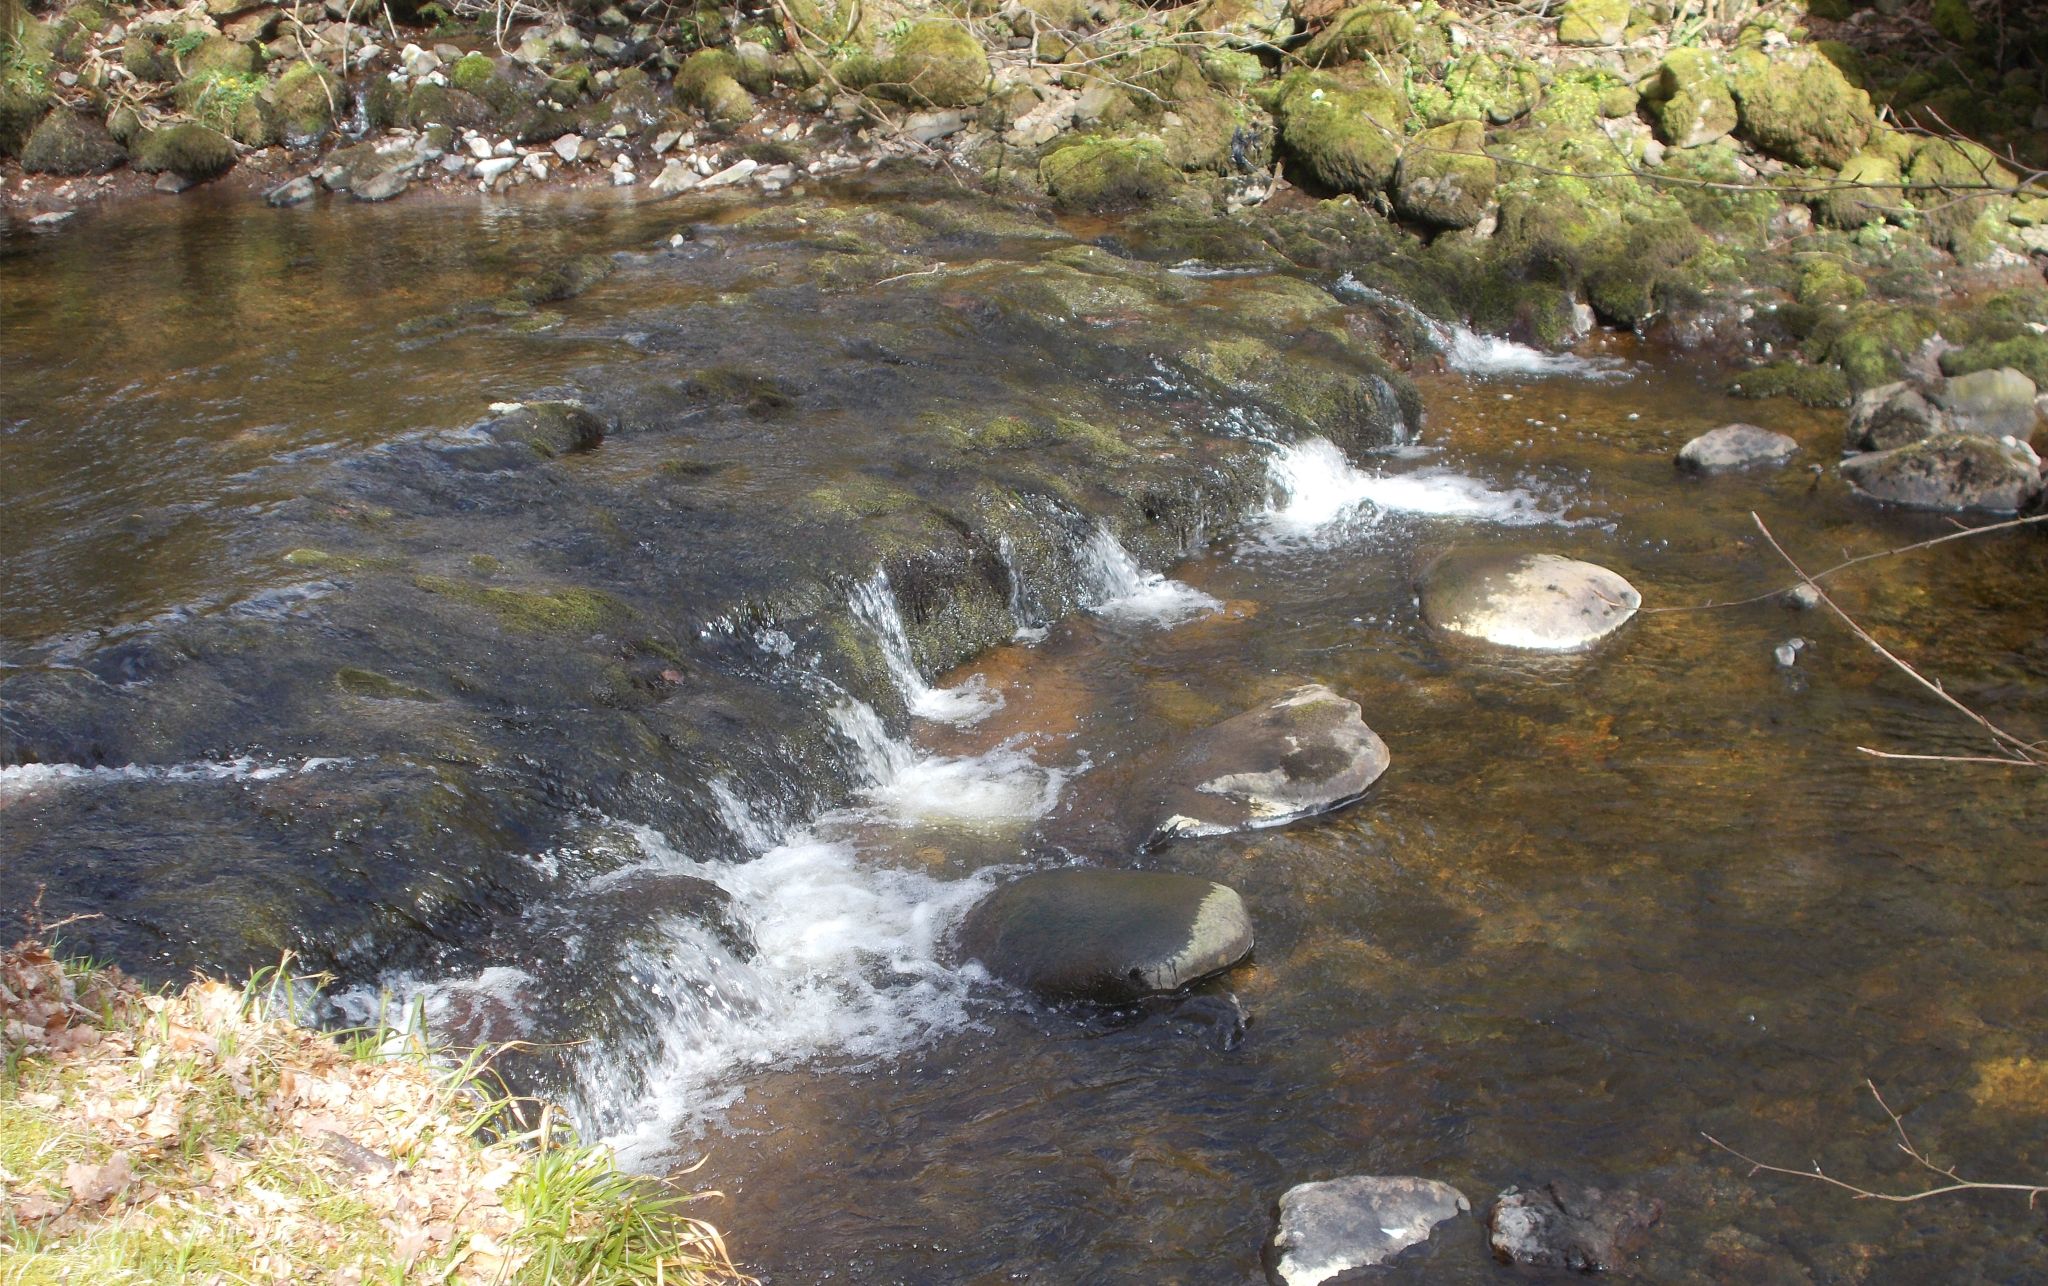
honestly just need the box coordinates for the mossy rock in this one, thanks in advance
[132,122,236,180]
[185,34,256,79]
[1814,151,1901,229]
[404,82,496,133]
[505,255,616,306]
[879,19,989,108]
[20,107,124,174]
[1557,0,1629,46]
[1583,213,1704,327]
[1807,302,1937,389]
[1273,69,1404,197]
[1731,50,1875,168]
[176,69,270,142]
[1392,118,1495,229]
[1940,337,2048,388]
[1300,4,1416,67]
[1795,257,1866,307]
[0,72,53,158]
[449,51,496,95]
[273,62,342,148]
[675,49,757,125]
[1905,137,2016,256]
[1430,53,1542,126]
[1158,94,1265,173]
[1041,136,1188,211]
[336,668,440,702]
[120,30,176,82]
[1199,48,1265,93]
[1190,0,1294,49]
[1931,0,1977,43]
[445,54,534,116]
[1728,360,1851,406]
[412,575,624,634]
[1646,47,1735,149]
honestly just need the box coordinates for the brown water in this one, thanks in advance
[5,189,2048,1283]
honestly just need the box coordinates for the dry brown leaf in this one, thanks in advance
[62,1151,133,1205]
[13,1192,65,1222]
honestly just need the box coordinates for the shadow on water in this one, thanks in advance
[5,184,2048,1282]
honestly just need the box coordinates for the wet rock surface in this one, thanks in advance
[1935,367,2041,439]
[1675,423,1799,473]
[1419,550,1642,652]
[1269,1175,1469,1285]
[1488,1180,1663,1272]
[1132,683,1389,849]
[956,868,1254,1002]
[1841,434,2044,512]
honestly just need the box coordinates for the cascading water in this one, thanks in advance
[848,569,1003,726]
[1257,437,1568,546]
[1333,273,1632,380]
[1077,523,1221,624]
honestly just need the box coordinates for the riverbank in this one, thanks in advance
[0,933,747,1283]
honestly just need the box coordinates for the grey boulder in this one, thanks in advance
[1135,684,1389,849]
[1935,366,2041,439]
[1841,434,2042,512]
[956,868,1253,1003]
[1675,423,1799,473]
[1419,549,1641,652]
[1488,1180,1662,1272]
[1270,1175,1469,1285]
[1844,381,1946,452]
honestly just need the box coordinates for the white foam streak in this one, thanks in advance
[1079,524,1219,625]
[830,700,1064,827]
[1260,438,1561,545]
[1333,274,1629,380]
[849,570,1002,725]
[0,756,348,802]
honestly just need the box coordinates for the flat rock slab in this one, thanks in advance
[1419,550,1641,652]
[1676,423,1799,473]
[956,868,1252,1003]
[1488,1180,1662,1272]
[1841,434,2042,513]
[1271,1175,1469,1285]
[1136,683,1389,848]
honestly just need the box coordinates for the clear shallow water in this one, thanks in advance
[6,190,2048,1283]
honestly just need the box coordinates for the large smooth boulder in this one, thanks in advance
[880,20,990,108]
[1274,70,1404,197]
[1935,367,2040,439]
[1732,50,1877,169]
[131,124,236,182]
[1489,1181,1661,1272]
[1419,550,1641,652]
[1134,684,1389,848]
[957,868,1253,1002]
[1844,381,1946,452]
[1840,435,2043,512]
[1676,423,1799,473]
[1270,1176,1469,1285]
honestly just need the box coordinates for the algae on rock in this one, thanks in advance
[1040,135,1188,212]
[1272,69,1404,197]
[1731,49,1876,168]
[1393,118,1495,229]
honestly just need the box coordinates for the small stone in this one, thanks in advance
[651,130,680,154]
[266,175,318,206]
[153,172,195,194]
[611,168,636,186]
[475,156,519,180]
[465,134,492,160]
[1783,583,1821,611]
[903,109,970,144]
[1774,637,1806,668]
[492,138,516,157]
[1676,424,1800,473]
[1489,1181,1662,1272]
[1271,1176,1469,1285]
[351,167,409,201]
[27,210,73,225]
[699,157,758,188]
[649,159,702,196]
[523,153,551,180]
[551,133,584,163]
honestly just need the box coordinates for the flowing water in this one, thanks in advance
[5,187,2048,1283]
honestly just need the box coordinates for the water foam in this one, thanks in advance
[1078,524,1220,625]
[849,570,1002,725]
[1334,274,1630,380]
[0,756,349,802]
[1259,437,1564,545]
[831,700,1065,827]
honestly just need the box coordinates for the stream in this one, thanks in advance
[5,185,2048,1282]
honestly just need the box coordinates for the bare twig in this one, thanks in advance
[1705,1080,2048,1206]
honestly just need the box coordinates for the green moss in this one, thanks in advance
[19,107,123,173]
[1040,135,1187,211]
[273,62,340,147]
[1905,137,2016,257]
[1199,48,1264,93]
[879,19,989,107]
[675,49,756,124]
[505,254,615,306]
[1557,0,1629,46]
[132,122,235,179]
[1808,302,1936,388]
[1795,257,1866,306]
[1273,69,1404,196]
[1646,47,1735,149]
[1300,3,1415,66]
[1731,50,1876,168]
[336,667,440,702]
[1939,337,2048,387]
[1393,118,1495,229]
[413,575,623,634]
[448,51,494,94]
[1728,360,1851,406]
[183,34,254,79]
[0,53,52,156]
[1931,0,1977,43]
[1584,213,1705,327]
[1812,151,1901,229]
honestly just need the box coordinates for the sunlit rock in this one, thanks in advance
[1269,1175,1469,1285]
[1675,423,1799,473]
[1841,434,2043,513]
[957,868,1252,1002]
[1419,549,1641,651]
[1488,1180,1661,1272]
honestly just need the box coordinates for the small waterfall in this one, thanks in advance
[1077,524,1220,625]
[849,570,1002,725]
[1332,274,1630,380]
[1258,437,1561,547]
[995,534,1049,643]
[829,698,1065,827]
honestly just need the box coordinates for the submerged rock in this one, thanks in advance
[1675,423,1799,473]
[957,868,1253,1003]
[1134,684,1389,848]
[1935,367,2040,439]
[1488,1180,1662,1272]
[266,175,319,207]
[1419,550,1641,652]
[1270,1176,1469,1285]
[1840,435,2043,513]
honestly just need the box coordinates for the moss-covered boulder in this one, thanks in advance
[120,30,178,83]
[132,122,236,181]
[1557,0,1629,46]
[879,19,989,108]
[0,77,54,158]
[1420,53,1542,126]
[1190,0,1294,49]
[1273,70,1405,197]
[1393,119,1496,229]
[1795,257,1866,307]
[1731,50,1876,168]
[1813,151,1901,229]
[1905,137,2016,257]
[20,108,125,174]
[184,34,256,79]
[273,62,342,148]
[1646,47,1735,149]
[1300,3,1415,66]
[674,49,757,125]
[1041,136,1187,212]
